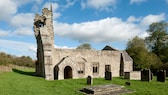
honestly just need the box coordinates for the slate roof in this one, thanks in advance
[102,45,118,51]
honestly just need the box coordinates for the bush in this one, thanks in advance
[0,52,35,67]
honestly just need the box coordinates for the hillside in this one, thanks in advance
[0,64,34,74]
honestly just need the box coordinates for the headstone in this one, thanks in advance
[151,73,153,80]
[105,71,112,80]
[157,70,166,82]
[87,75,93,85]
[166,70,168,77]
[124,72,130,79]
[141,69,152,82]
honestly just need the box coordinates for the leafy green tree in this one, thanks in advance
[76,43,92,50]
[127,36,146,49]
[145,22,168,63]
[0,52,14,65]
[0,52,35,67]
[13,56,35,67]
[126,36,162,70]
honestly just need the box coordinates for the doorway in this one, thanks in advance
[54,66,59,80]
[64,66,72,79]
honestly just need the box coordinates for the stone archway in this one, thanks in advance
[64,66,72,79]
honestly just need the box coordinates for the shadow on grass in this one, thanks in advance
[12,68,37,77]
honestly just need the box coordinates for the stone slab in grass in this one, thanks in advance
[80,84,132,95]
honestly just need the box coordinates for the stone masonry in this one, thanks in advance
[34,7,134,80]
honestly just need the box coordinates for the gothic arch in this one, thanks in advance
[64,66,72,79]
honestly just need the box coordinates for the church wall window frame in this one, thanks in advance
[77,62,85,74]
[92,62,99,74]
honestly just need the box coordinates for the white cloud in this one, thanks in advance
[62,0,77,9]
[13,0,43,6]
[13,27,33,36]
[141,13,165,26]
[139,32,149,39]
[0,0,42,37]
[31,0,44,13]
[0,39,36,59]
[13,0,32,6]
[81,0,117,11]
[54,18,140,43]
[10,13,34,36]
[0,0,44,21]
[34,0,43,5]
[10,13,34,28]
[43,2,61,19]
[166,0,168,3]
[0,0,17,20]
[0,30,11,37]
[0,39,75,59]
[54,45,75,49]
[53,13,165,43]
[130,0,147,4]
[127,16,141,23]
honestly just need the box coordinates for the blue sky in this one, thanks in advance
[0,0,168,59]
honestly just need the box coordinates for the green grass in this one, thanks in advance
[0,68,168,95]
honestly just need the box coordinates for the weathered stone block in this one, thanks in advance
[124,71,141,80]
[130,71,141,80]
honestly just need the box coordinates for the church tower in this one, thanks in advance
[34,6,54,80]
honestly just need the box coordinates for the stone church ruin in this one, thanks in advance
[34,7,134,80]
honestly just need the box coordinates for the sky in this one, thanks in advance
[0,0,168,59]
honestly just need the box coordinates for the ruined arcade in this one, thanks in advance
[34,7,134,80]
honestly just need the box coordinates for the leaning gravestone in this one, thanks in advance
[141,69,152,82]
[157,70,166,82]
[87,75,93,85]
[105,71,112,80]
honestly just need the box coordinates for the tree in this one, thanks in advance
[13,56,35,67]
[0,52,35,67]
[76,43,92,50]
[127,36,146,49]
[126,36,162,70]
[145,22,168,63]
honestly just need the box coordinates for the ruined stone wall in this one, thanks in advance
[52,48,121,80]
[34,8,54,80]
[34,7,134,80]
[122,51,133,72]
[124,61,133,72]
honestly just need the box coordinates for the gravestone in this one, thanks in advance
[87,75,93,85]
[124,72,130,79]
[105,71,112,80]
[157,70,166,82]
[141,69,152,82]
[166,70,168,77]
[151,73,153,80]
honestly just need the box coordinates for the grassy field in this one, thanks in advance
[0,68,168,95]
